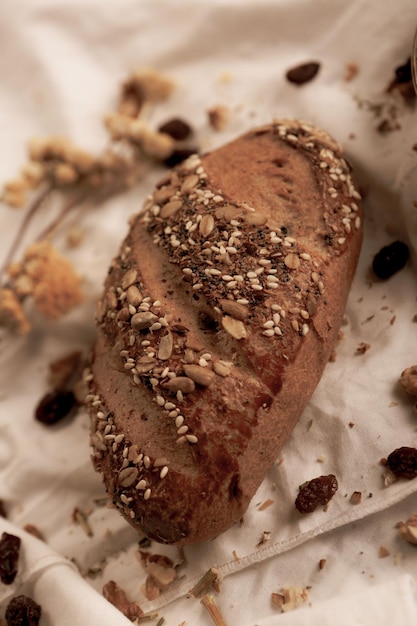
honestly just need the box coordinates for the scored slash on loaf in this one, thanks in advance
[86,120,363,545]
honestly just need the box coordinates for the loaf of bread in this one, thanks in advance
[87,120,363,545]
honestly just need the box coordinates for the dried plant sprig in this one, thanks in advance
[8,241,83,319]
[200,594,227,626]
[0,67,184,336]
[188,567,223,598]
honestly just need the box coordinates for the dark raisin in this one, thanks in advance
[295,474,338,514]
[386,447,417,479]
[394,58,412,84]
[286,62,320,85]
[163,147,198,168]
[34,389,77,425]
[0,499,7,517]
[0,532,21,584]
[5,595,41,626]
[372,240,409,279]
[158,118,192,141]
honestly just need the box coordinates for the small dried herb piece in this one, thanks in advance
[0,532,21,584]
[372,240,409,280]
[5,595,41,626]
[386,447,417,480]
[295,474,338,514]
[286,62,320,85]
[188,567,223,598]
[35,389,77,425]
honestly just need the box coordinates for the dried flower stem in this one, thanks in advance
[188,568,222,598]
[0,184,51,281]
[34,187,91,243]
[200,594,227,626]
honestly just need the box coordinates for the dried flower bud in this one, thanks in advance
[21,161,45,187]
[0,288,31,335]
[129,67,175,104]
[139,128,175,160]
[1,178,28,208]
[52,162,78,185]
[10,241,83,320]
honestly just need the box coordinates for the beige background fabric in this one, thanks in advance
[0,1,417,623]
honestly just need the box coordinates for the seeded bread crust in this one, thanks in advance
[87,120,363,545]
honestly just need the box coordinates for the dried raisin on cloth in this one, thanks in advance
[372,240,409,280]
[387,447,417,479]
[295,474,338,514]
[5,595,41,626]
[0,532,21,584]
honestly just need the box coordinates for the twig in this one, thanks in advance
[188,568,222,598]
[34,187,91,243]
[0,184,51,280]
[200,594,227,626]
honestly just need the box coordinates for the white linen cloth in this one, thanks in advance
[0,0,417,624]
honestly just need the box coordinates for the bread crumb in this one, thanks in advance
[397,515,417,545]
[103,580,144,620]
[272,587,309,612]
[232,550,240,563]
[355,342,370,355]
[66,227,86,249]
[207,105,230,131]
[378,546,390,558]
[344,63,359,82]
[350,491,362,505]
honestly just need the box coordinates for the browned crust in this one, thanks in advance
[86,120,363,545]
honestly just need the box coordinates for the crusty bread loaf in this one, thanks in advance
[87,120,363,545]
